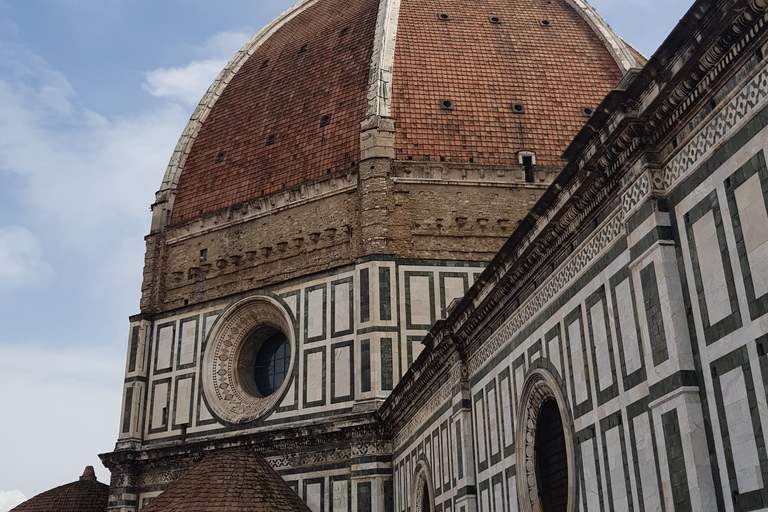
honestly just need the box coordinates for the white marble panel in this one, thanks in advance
[306,481,322,512]
[632,413,661,512]
[568,319,589,403]
[493,479,504,512]
[156,325,173,371]
[198,398,214,421]
[507,472,517,511]
[581,439,601,511]
[283,294,298,318]
[548,333,562,377]
[500,377,514,449]
[334,281,350,333]
[615,279,642,374]
[333,480,348,512]
[442,429,450,486]
[481,487,490,512]
[692,210,731,324]
[203,314,218,341]
[721,367,762,493]
[436,432,443,487]
[281,380,295,407]
[443,276,466,317]
[475,400,487,465]
[151,381,169,430]
[590,300,613,391]
[174,378,193,425]
[605,427,629,511]
[412,342,425,362]
[735,174,768,298]
[409,275,432,325]
[178,320,196,367]
[334,345,351,398]
[514,364,525,409]
[306,351,324,404]
[307,287,325,339]
[487,388,500,456]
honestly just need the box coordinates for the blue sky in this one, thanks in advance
[0,0,693,508]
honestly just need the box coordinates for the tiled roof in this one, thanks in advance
[10,467,108,512]
[169,0,626,223]
[139,448,312,512]
[171,0,379,223]
[391,0,623,167]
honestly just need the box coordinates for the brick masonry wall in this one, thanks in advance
[141,160,553,311]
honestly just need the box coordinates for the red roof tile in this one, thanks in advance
[171,0,379,223]
[170,0,624,223]
[10,467,108,512]
[139,449,311,512]
[391,0,622,166]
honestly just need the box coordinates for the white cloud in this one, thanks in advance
[0,346,123,498]
[0,22,251,501]
[143,30,251,105]
[143,58,226,105]
[0,491,26,512]
[0,226,54,289]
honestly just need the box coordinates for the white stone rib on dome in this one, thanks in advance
[564,0,645,73]
[152,0,320,231]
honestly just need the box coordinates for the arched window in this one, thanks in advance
[411,460,434,512]
[534,399,568,511]
[516,368,575,512]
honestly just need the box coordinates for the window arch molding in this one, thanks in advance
[410,458,435,512]
[515,367,575,512]
[201,294,296,424]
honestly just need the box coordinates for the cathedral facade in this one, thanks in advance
[97,0,768,511]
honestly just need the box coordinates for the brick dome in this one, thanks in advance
[160,0,642,225]
[138,449,312,512]
[10,467,108,512]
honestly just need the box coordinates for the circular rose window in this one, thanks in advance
[202,296,295,424]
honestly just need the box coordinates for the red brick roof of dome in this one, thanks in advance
[391,0,624,167]
[171,0,379,224]
[10,467,108,512]
[167,0,638,224]
[138,448,312,512]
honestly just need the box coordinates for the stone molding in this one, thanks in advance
[410,458,435,512]
[365,0,401,119]
[266,449,352,469]
[515,368,576,512]
[392,379,453,448]
[657,60,768,193]
[467,208,625,374]
[563,0,644,72]
[164,173,357,244]
[201,296,296,424]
